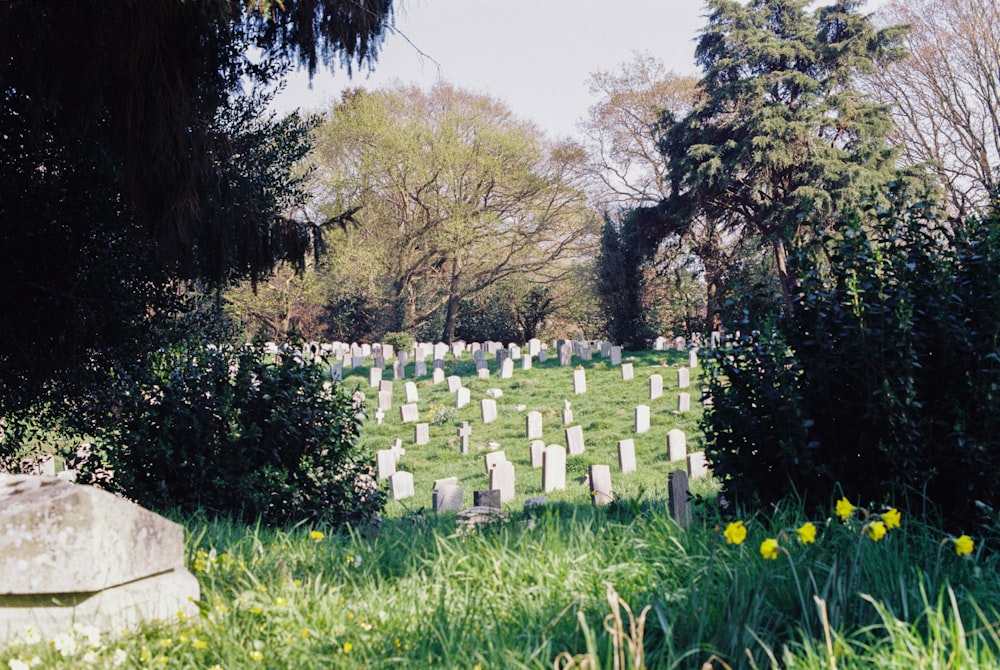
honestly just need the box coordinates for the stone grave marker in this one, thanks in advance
[509,344,521,360]
[674,336,686,351]
[562,399,574,426]
[400,403,420,424]
[432,484,464,513]
[668,470,691,528]
[573,369,587,394]
[600,342,611,358]
[610,346,622,366]
[678,393,691,413]
[542,445,567,492]
[558,342,572,366]
[447,375,462,393]
[589,464,613,506]
[677,367,690,388]
[392,359,405,380]
[374,355,385,370]
[0,475,199,641]
[330,363,343,382]
[526,411,543,439]
[414,423,430,445]
[474,489,501,510]
[352,355,364,369]
[538,349,548,363]
[689,349,699,368]
[566,425,585,456]
[389,471,414,500]
[687,451,710,479]
[489,460,516,502]
[375,408,385,426]
[649,374,664,400]
[617,439,637,474]
[369,367,382,388]
[381,343,394,360]
[667,428,687,461]
[391,439,405,462]
[483,450,506,475]
[377,390,392,412]
[529,440,546,468]
[433,342,449,360]
[634,405,650,434]
[477,368,490,380]
[432,368,446,385]
[379,379,393,395]
[654,336,667,350]
[376,450,397,480]
[621,363,634,381]
[500,358,514,379]
[481,398,498,424]
[404,381,419,403]
[414,361,427,378]
[456,387,471,409]
[521,355,532,371]
[458,422,471,454]
[452,341,466,358]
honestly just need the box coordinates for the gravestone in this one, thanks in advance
[481,398,498,424]
[542,445,567,492]
[477,368,490,380]
[452,342,466,358]
[521,355,532,371]
[562,400,574,426]
[414,361,427,378]
[433,342,449,360]
[389,471,414,500]
[566,425,585,456]
[668,470,691,528]
[649,374,663,400]
[526,411,543,439]
[0,475,199,642]
[432,368,446,385]
[400,403,420,424]
[379,379,393,395]
[573,369,587,394]
[538,349,548,363]
[509,344,521,360]
[577,342,592,361]
[689,349,699,368]
[391,439,406,462]
[667,428,687,461]
[330,363,343,382]
[678,393,691,413]
[376,450,397,480]
[381,343,394,360]
[432,484,464,513]
[495,348,509,366]
[456,387,471,409]
[414,344,428,361]
[489,461,516,503]
[414,423,430,445]
[634,405,650,434]
[447,375,462,393]
[500,358,514,379]
[529,440,546,468]
[610,346,622,366]
[589,464,613,506]
[473,489,501,510]
[558,342,572,366]
[369,367,382,388]
[600,342,611,358]
[377,390,392,412]
[674,336,686,351]
[677,367,690,388]
[392,359,405,380]
[617,439,637,474]
[373,355,385,370]
[654,336,667,350]
[352,355,364,369]
[687,451,710,479]
[375,408,385,426]
[528,338,542,356]
[621,363,634,381]
[457,422,471,455]
[404,381,419,403]
[483,450,507,476]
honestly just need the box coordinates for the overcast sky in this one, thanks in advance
[271,0,887,142]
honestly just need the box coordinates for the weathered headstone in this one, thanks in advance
[617,439,637,474]
[376,449,397,480]
[521,355,532,371]
[489,460,516,503]
[677,367,690,388]
[573,369,587,394]
[330,363,343,382]
[509,344,521,360]
[379,379,393,395]
[377,390,393,412]
[528,338,542,356]
[687,451,710,479]
[649,374,663,400]
[414,423,430,445]
[432,368,446,385]
[457,421,471,455]
[689,349,699,369]
[589,464,613,506]
[525,411,543,439]
[538,349,548,363]
[529,440,546,468]
[677,392,691,413]
[477,367,490,380]
[456,387,471,409]
[433,342,449,361]
[392,359,405,380]
[389,471,414,500]
[447,375,462,393]
[400,403,420,424]
[634,405,650,434]
[369,367,383,388]
[374,408,385,426]
[610,346,622,366]
[352,355,364,369]
[668,470,691,528]
[621,363,634,381]
[473,489,501,510]
[0,475,199,641]
[483,450,507,475]
[566,425,585,456]
[432,484,464,513]
[542,445,567,492]
[500,358,514,379]
[558,342,572,366]
[667,428,687,461]
[562,399,574,426]
[404,381,419,403]
[654,336,667,350]
[414,361,427,378]
[481,398,498,424]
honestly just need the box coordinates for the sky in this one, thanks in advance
[271,0,887,142]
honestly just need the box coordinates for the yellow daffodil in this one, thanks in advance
[343,642,353,654]
[882,508,901,529]
[724,520,747,545]
[866,521,887,542]
[796,522,817,545]
[249,650,264,662]
[760,538,780,560]
[955,534,974,557]
[309,530,324,542]
[835,497,855,521]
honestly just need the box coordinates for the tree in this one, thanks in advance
[870,0,1000,218]
[0,0,394,414]
[657,0,906,316]
[309,84,598,343]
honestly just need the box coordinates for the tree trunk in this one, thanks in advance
[441,257,462,344]
[774,240,795,318]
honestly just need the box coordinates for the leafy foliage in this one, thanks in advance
[76,337,384,527]
[702,187,1000,524]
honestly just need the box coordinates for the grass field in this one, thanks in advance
[3,346,999,669]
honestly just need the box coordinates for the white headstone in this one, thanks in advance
[542,445,567,492]
[447,375,462,393]
[481,398,498,424]
[400,403,420,423]
[621,363,634,381]
[589,464,613,506]
[566,425,585,456]
[489,460,516,503]
[573,369,587,394]
[667,428,687,462]
[369,367,383,388]
[677,367,690,388]
[389,471,414,500]
[414,423,430,445]
[457,421,471,454]
[526,411,543,439]
[678,392,691,413]
[529,440,546,468]
[521,355,532,371]
[634,405,650,434]
[649,374,663,400]
[500,358,514,379]
[432,368,446,385]
[376,450,397,480]
[477,367,490,380]
[617,439,637,474]
[610,346,622,366]
[689,349,699,368]
[456,387,471,408]
[404,381,419,403]
[687,451,710,479]
[528,338,542,356]
[484,450,507,475]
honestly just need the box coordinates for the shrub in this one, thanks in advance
[77,337,384,527]
[382,331,415,354]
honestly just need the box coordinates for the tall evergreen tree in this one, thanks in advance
[657,0,906,315]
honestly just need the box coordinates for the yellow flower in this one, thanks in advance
[882,508,901,529]
[760,538,780,560]
[796,522,817,545]
[723,520,747,545]
[343,642,353,654]
[955,534,975,557]
[835,497,855,521]
[310,530,324,542]
[249,650,264,662]
[191,638,208,650]
[866,521,887,542]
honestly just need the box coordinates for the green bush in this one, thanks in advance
[77,337,384,527]
[703,187,1000,525]
[381,331,415,354]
